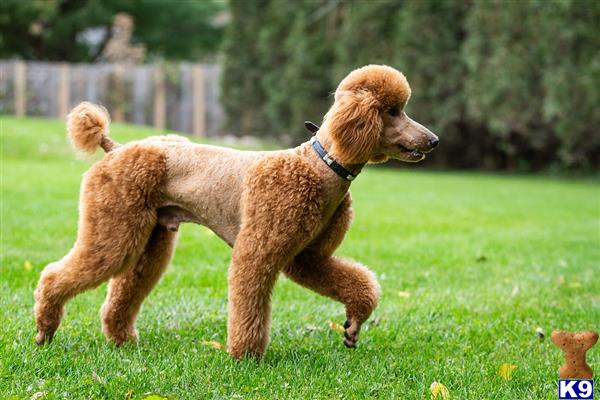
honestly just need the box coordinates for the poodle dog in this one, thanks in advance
[34,64,439,359]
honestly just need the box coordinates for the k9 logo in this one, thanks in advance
[558,380,594,399]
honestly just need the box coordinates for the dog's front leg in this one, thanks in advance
[226,247,281,359]
[227,219,321,359]
[285,254,380,348]
[225,154,324,359]
[283,193,380,349]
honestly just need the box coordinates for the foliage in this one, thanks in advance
[220,0,269,135]
[1,117,599,398]
[464,0,555,169]
[537,0,600,168]
[221,0,600,170]
[0,0,224,62]
[395,0,473,167]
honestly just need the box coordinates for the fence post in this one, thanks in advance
[192,64,205,136]
[153,65,166,131]
[14,61,26,117]
[112,64,125,122]
[58,63,70,118]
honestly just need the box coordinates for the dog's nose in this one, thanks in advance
[430,138,439,148]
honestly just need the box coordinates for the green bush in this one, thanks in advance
[221,0,600,170]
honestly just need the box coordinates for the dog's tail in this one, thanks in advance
[67,102,121,154]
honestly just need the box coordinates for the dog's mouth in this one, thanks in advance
[397,144,425,162]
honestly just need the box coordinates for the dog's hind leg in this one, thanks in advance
[100,224,177,345]
[33,207,156,345]
[34,148,166,344]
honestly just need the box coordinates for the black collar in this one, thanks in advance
[304,121,357,182]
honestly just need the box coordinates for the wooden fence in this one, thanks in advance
[0,60,224,136]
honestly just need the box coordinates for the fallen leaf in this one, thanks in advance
[498,363,517,380]
[200,340,225,350]
[398,291,411,299]
[24,261,32,271]
[140,395,170,400]
[329,321,345,333]
[430,381,449,399]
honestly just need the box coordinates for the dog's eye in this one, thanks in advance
[387,107,399,117]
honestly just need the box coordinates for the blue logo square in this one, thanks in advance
[558,380,594,399]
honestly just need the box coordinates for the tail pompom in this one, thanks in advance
[67,102,111,154]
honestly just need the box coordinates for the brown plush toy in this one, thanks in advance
[551,330,598,379]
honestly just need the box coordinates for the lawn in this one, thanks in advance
[1,116,598,399]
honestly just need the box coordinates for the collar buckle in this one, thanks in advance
[323,153,334,165]
[306,122,358,182]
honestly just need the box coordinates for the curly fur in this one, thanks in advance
[67,102,115,154]
[321,65,416,164]
[34,64,438,359]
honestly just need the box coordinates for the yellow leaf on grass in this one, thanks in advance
[24,261,32,271]
[140,395,170,400]
[398,291,411,299]
[498,363,517,380]
[430,381,449,399]
[201,340,225,350]
[329,322,345,333]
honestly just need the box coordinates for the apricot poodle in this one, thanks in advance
[34,64,439,359]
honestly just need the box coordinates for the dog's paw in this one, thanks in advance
[343,319,360,349]
[35,329,55,345]
[103,325,138,347]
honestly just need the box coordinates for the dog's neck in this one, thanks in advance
[297,131,359,223]
[313,128,366,177]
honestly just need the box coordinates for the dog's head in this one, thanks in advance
[323,65,439,164]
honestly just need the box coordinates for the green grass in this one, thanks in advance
[1,116,599,399]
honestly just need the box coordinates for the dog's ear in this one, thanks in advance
[325,90,382,164]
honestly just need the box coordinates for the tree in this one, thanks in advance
[463,0,552,169]
[256,0,296,134]
[281,1,341,140]
[391,0,476,167]
[220,0,599,170]
[0,0,224,62]
[333,0,403,81]
[538,0,600,168]
[220,0,270,135]
[222,0,341,139]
